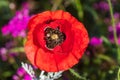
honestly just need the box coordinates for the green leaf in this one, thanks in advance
[3,71,13,77]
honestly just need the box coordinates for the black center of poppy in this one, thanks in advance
[44,27,66,49]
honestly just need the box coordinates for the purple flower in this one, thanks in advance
[99,1,109,11]
[12,75,19,80]
[12,67,32,80]
[5,41,15,49]
[108,22,120,44]
[17,67,26,77]
[0,48,18,61]
[1,3,31,38]
[24,74,32,80]
[1,25,10,36]
[0,47,7,61]
[114,13,120,19]
[9,52,18,57]
[90,37,103,46]
[0,40,19,61]
[104,13,120,24]
[93,1,109,12]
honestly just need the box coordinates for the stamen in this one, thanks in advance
[51,34,58,40]
[44,27,66,49]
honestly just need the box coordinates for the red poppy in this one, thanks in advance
[24,10,89,72]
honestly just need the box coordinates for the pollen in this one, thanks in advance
[51,34,58,40]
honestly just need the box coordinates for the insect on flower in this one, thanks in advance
[24,10,89,72]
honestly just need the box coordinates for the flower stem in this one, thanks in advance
[51,0,62,11]
[71,0,83,21]
[74,0,83,21]
[69,69,86,80]
[107,0,120,63]
[118,68,120,80]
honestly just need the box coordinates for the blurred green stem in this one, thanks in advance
[51,0,62,11]
[74,0,83,20]
[69,69,86,80]
[9,47,24,53]
[72,0,83,21]
[107,0,120,63]
[118,68,120,80]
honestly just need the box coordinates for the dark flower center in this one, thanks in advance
[44,27,66,49]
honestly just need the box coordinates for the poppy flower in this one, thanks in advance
[24,10,89,72]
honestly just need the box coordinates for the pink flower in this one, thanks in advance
[12,67,32,80]
[1,3,31,38]
[90,37,103,46]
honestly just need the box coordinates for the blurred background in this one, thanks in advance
[0,0,120,80]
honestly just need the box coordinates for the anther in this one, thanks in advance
[51,34,58,40]
[44,27,66,49]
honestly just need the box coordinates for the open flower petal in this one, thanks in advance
[25,10,89,72]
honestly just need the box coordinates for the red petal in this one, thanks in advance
[35,48,58,72]
[62,11,72,21]
[33,23,46,49]
[24,33,38,66]
[54,52,78,71]
[28,11,52,30]
[52,10,64,19]
[72,22,89,59]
